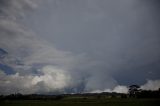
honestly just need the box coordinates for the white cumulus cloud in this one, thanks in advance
[141,80,160,91]
[0,66,71,95]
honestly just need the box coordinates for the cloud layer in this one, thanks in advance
[0,0,160,94]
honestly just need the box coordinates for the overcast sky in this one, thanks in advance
[0,0,160,95]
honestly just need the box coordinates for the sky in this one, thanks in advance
[0,0,160,95]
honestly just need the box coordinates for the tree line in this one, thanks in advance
[0,85,160,100]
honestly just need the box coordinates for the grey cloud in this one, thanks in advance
[0,0,116,94]
[0,0,160,94]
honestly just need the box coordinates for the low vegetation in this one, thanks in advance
[0,88,160,106]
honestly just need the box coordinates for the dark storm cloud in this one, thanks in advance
[0,0,160,94]
[27,0,160,85]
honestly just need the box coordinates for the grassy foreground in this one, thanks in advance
[0,98,160,106]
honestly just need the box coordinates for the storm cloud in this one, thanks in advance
[0,0,160,94]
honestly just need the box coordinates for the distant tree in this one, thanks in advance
[128,85,140,98]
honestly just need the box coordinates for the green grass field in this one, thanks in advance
[0,98,160,106]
